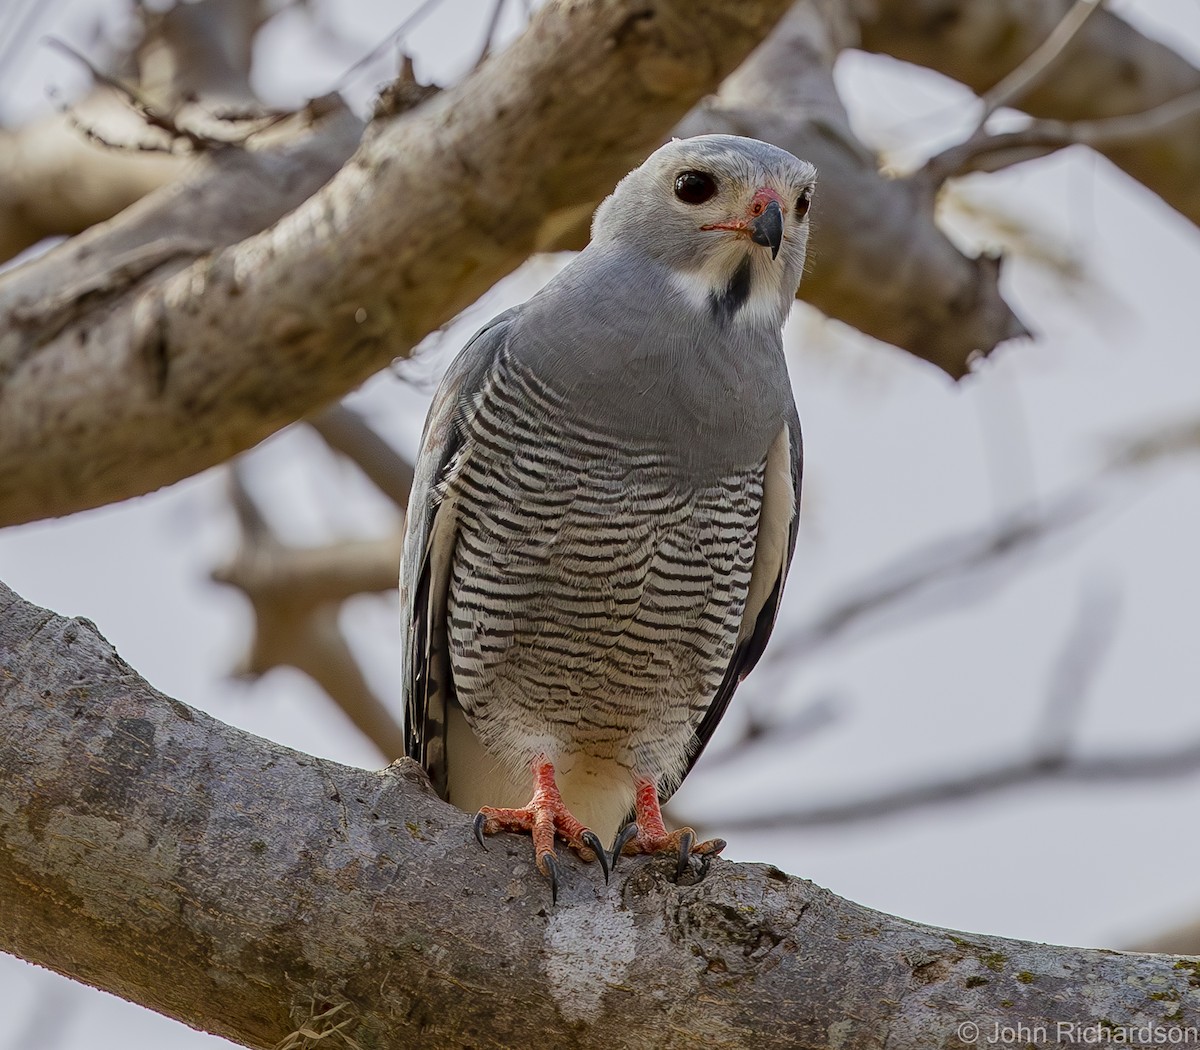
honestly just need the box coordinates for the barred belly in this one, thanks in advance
[444,352,764,789]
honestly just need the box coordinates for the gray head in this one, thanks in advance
[591,135,817,329]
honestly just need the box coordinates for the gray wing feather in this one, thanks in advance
[669,410,803,797]
[400,310,516,797]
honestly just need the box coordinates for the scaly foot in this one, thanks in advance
[472,756,608,903]
[610,776,726,877]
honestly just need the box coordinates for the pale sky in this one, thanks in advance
[2,2,1200,1047]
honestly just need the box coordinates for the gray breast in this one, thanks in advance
[443,348,764,787]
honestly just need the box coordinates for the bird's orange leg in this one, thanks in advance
[473,756,607,902]
[610,776,726,875]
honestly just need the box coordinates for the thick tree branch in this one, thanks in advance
[0,0,794,528]
[1,579,1197,1049]
[856,0,1200,227]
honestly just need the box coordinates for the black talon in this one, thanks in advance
[543,853,560,906]
[675,830,695,879]
[473,811,489,850]
[609,822,639,872]
[581,830,610,883]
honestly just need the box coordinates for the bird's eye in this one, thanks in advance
[674,171,718,205]
[794,187,813,219]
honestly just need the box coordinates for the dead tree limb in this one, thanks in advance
[1,579,1197,1049]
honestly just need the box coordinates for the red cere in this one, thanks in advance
[748,186,784,217]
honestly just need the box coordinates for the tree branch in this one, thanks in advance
[0,97,185,262]
[1,578,1197,1048]
[213,466,405,761]
[307,403,415,512]
[701,579,1200,833]
[0,0,794,528]
[0,0,281,263]
[856,0,1200,227]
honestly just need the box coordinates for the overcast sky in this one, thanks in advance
[2,1,1200,1047]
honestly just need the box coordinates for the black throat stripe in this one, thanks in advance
[709,256,753,325]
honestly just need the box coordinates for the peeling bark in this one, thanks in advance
[1,579,1197,1049]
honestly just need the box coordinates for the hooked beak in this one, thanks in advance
[749,198,784,259]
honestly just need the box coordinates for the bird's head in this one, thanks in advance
[592,134,817,328]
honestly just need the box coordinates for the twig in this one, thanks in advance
[46,37,216,152]
[475,0,510,69]
[696,694,842,772]
[706,736,1200,831]
[698,583,1188,833]
[1110,411,1200,470]
[47,34,300,152]
[327,0,447,97]
[925,89,1200,182]
[913,0,1200,186]
[1035,577,1121,760]
[760,489,1099,669]
[978,0,1103,124]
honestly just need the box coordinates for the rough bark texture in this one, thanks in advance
[2,579,1198,1049]
[0,0,794,528]
[856,0,1200,225]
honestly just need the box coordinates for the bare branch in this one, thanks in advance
[857,0,1200,227]
[707,737,1200,831]
[2,578,1197,1048]
[1034,578,1121,760]
[703,584,1195,834]
[760,489,1099,669]
[48,34,306,151]
[1111,411,1200,471]
[307,403,415,512]
[474,0,510,69]
[327,0,449,97]
[213,466,405,761]
[0,98,185,261]
[925,88,1200,184]
[978,0,1103,123]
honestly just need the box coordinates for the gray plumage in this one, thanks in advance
[401,135,816,844]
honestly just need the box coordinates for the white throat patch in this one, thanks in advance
[667,253,785,327]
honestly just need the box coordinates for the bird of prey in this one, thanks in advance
[401,135,815,898]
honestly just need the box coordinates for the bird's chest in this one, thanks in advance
[443,390,764,734]
[445,385,763,615]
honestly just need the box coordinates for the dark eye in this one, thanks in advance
[674,170,718,205]
[794,186,813,219]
